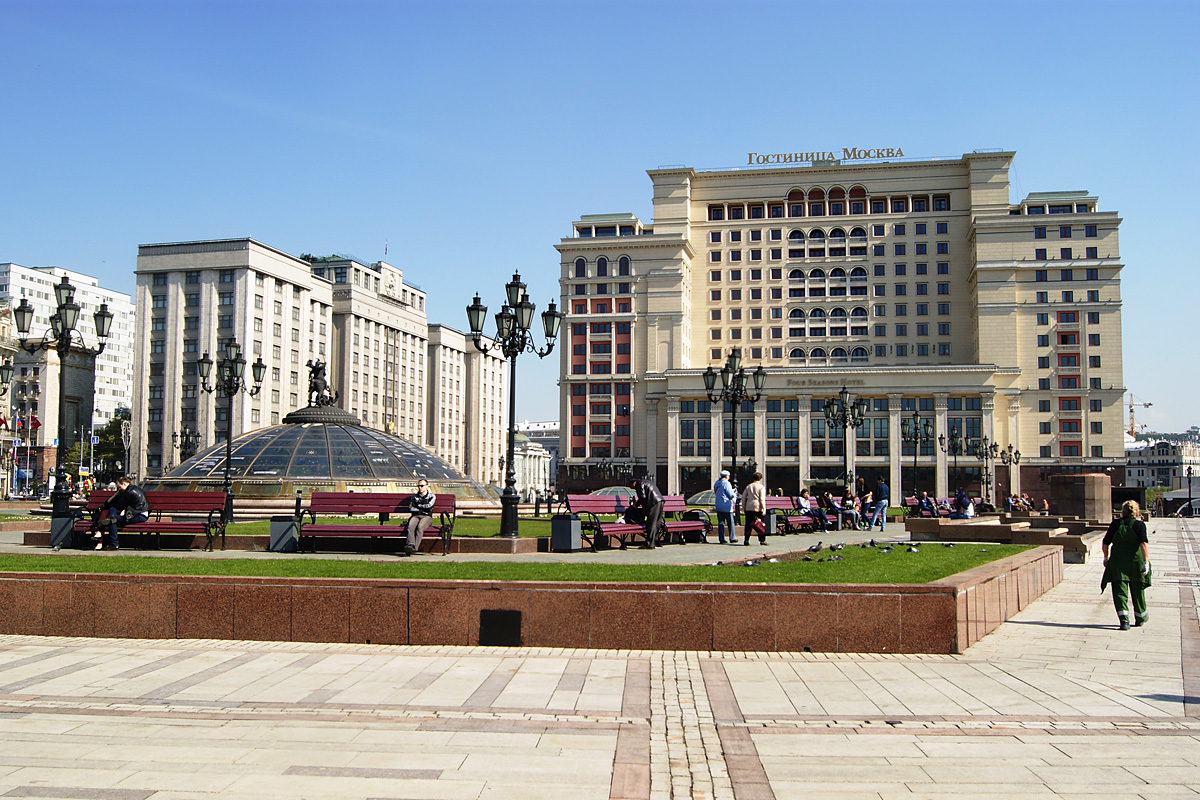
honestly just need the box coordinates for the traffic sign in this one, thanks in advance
[91,436,99,445]
[79,467,91,475]
[53,438,58,446]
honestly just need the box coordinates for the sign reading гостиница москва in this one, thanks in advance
[747,148,905,165]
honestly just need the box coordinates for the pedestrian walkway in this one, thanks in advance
[0,518,1195,799]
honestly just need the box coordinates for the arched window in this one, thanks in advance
[852,347,869,362]
[830,307,847,319]
[618,256,631,276]
[850,267,868,278]
[788,229,805,240]
[851,306,868,319]
[808,268,826,280]
[788,268,805,280]
[808,308,827,319]
[789,348,805,358]
[829,267,846,279]
[808,228,826,240]
[810,348,827,359]
[808,188,826,200]
[829,228,846,240]
[850,227,867,238]
[597,257,608,277]
[574,258,587,278]
[788,308,805,319]
[831,348,848,359]
[828,187,846,200]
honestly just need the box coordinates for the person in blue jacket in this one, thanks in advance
[713,470,737,544]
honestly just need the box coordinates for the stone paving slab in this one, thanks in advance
[0,519,1195,798]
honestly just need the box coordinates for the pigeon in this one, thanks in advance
[907,546,921,553]
[806,541,824,553]
[879,546,893,554]
[817,558,827,563]
[829,554,845,561]
[869,539,878,548]
[767,558,780,563]
[709,561,724,566]
[980,548,987,552]
[942,542,956,548]
[802,555,814,562]
[829,542,845,551]
[743,559,760,567]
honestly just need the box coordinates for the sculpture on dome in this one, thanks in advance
[306,359,339,407]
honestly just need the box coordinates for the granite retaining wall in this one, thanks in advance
[0,546,1062,654]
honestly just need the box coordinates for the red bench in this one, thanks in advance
[564,494,647,551]
[298,492,456,555]
[661,495,710,544]
[75,490,227,551]
[763,496,815,535]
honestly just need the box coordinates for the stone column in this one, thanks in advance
[981,391,996,504]
[935,392,949,498]
[665,397,680,495]
[754,399,767,487]
[796,393,811,495]
[710,402,723,480]
[645,398,658,481]
[888,392,904,500]
[1008,391,1022,497]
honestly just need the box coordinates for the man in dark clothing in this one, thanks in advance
[628,477,665,548]
[404,479,436,556]
[92,476,149,551]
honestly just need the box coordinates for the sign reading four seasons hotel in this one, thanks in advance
[554,150,1125,503]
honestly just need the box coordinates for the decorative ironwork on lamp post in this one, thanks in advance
[939,425,967,493]
[0,360,11,499]
[703,348,765,498]
[466,273,563,539]
[970,435,998,505]
[169,426,201,471]
[824,386,869,490]
[998,443,1021,499]
[901,408,934,501]
[13,276,113,549]
[197,339,265,527]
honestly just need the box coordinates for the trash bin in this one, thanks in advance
[550,513,582,552]
[766,509,778,536]
[269,515,298,552]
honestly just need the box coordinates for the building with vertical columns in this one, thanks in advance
[427,324,507,483]
[555,151,1126,504]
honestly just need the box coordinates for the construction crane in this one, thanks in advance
[1128,394,1152,438]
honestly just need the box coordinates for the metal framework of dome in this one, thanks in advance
[148,361,494,500]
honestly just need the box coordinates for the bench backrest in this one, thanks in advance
[85,489,226,513]
[309,491,456,518]
[763,496,797,511]
[565,494,628,516]
[662,495,689,514]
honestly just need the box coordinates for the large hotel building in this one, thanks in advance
[555,150,1125,501]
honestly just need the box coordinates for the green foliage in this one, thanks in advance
[0,544,1030,584]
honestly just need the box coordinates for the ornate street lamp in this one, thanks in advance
[703,348,766,499]
[901,408,934,503]
[169,426,201,470]
[970,436,998,505]
[823,385,869,489]
[0,360,12,397]
[466,273,562,538]
[1188,466,1194,517]
[197,339,265,528]
[998,443,1021,499]
[13,275,113,549]
[939,425,967,493]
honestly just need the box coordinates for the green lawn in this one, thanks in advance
[0,543,1029,584]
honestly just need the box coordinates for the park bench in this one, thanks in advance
[763,495,814,535]
[297,491,456,555]
[564,494,647,551]
[661,495,710,543]
[75,490,227,551]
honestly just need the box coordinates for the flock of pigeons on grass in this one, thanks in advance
[711,538,979,568]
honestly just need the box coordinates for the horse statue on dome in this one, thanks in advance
[306,359,339,407]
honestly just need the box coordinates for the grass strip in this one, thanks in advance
[0,544,1030,584]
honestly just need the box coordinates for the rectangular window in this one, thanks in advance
[1034,226,1046,239]
[1059,226,1072,238]
[1086,248,1098,259]
[1035,249,1047,260]
[936,242,949,254]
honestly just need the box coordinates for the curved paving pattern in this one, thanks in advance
[0,518,1195,799]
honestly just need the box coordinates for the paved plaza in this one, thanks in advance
[0,518,1195,799]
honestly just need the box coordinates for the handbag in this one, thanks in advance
[751,518,766,535]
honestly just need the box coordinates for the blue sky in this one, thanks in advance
[2,0,1196,432]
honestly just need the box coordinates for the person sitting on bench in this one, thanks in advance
[91,475,149,551]
[403,480,436,556]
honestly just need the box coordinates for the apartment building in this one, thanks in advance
[427,324,506,483]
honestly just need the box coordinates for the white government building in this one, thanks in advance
[554,149,1126,503]
[130,239,506,484]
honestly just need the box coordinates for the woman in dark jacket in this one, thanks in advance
[1102,500,1150,630]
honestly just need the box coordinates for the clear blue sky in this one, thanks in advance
[2,0,1196,432]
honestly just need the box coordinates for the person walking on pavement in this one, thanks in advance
[869,475,890,531]
[1102,499,1151,630]
[713,470,737,544]
[741,472,767,546]
[628,476,665,548]
[403,479,436,556]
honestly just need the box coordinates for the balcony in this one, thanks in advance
[1057,344,1080,353]
[1056,322,1080,332]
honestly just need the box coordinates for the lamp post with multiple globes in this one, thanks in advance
[197,339,265,527]
[824,386,870,491]
[702,349,766,498]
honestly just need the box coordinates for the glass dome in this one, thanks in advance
[147,420,495,501]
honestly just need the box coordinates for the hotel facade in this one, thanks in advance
[554,150,1125,501]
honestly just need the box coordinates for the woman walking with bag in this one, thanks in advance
[1102,500,1151,630]
[741,472,767,546]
